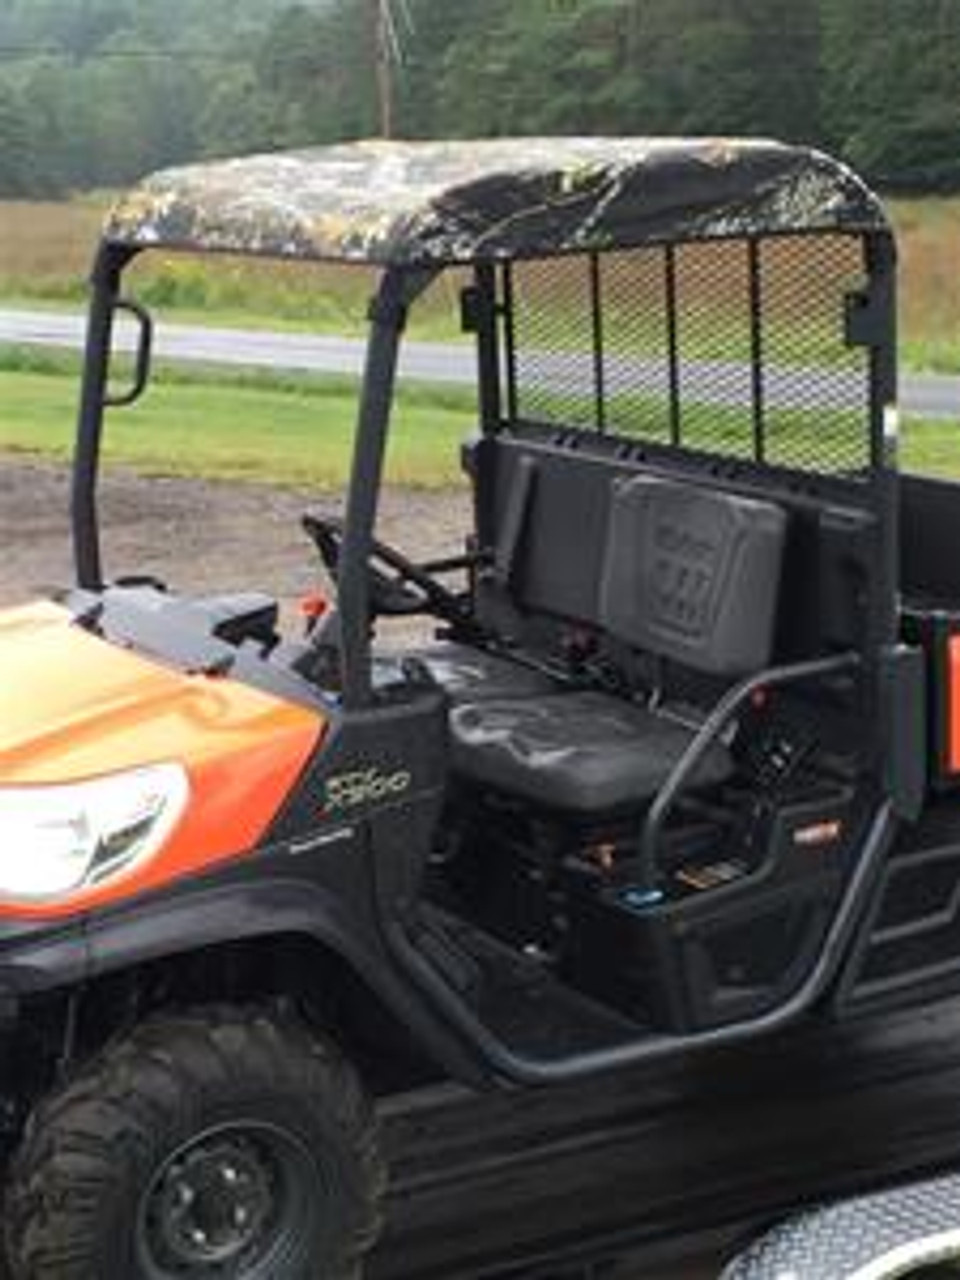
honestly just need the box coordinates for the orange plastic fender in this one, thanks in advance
[0,602,326,918]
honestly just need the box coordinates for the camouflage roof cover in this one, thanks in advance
[105,137,889,268]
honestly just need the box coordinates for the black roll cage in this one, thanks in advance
[71,227,900,716]
[71,243,440,710]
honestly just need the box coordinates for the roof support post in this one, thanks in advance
[339,265,438,709]
[473,262,502,435]
[866,229,900,655]
[72,242,138,590]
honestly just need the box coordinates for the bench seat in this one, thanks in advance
[450,691,732,814]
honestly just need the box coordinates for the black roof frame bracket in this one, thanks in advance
[72,241,142,590]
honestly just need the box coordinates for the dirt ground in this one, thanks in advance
[0,458,471,614]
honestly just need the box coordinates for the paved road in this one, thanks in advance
[0,306,957,419]
[0,306,478,385]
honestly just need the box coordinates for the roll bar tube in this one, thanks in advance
[388,800,894,1085]
[104,299,154,409]
[72,247,436,651]
[640,651,863,883]
[72,242,140,590]
[337,266,439,708]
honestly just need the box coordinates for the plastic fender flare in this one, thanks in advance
[82,878,488,1086]
[0,924,89,1000]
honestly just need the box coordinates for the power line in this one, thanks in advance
[0,31,888,66]
[374,1,394,138]
[372,0,421,137]
[373,0,418,137]
[0,21,952,71]
[0,47,258,62]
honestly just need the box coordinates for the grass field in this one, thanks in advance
[0,196,465,339]
[0,346,955,488]
[0,193,956,489]
[888,198,960,372]
[0,350,474,488]
[0,196,958,367]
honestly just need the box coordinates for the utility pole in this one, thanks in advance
[374,0,394,139]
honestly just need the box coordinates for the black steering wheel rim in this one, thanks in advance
[302,514,468,623]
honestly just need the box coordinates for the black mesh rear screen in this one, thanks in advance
[506,235,872,476]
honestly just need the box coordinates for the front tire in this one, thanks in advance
[4,1006,386,1280]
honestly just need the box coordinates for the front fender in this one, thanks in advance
[83,875,489,1087]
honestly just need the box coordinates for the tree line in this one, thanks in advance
[0,0,958,198]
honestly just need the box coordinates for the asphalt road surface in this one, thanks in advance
[0,306,957,420]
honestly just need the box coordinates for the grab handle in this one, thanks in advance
[104,298,154,408]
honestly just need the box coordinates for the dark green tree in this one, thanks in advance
[0,0,958,196]
[822,0,960,188]
[0,83,37,196]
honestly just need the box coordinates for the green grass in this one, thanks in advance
[0,351,955,487]
[0,195,470,340]
[899,418,960,478]
[531,384,875,470]
[527,381,960,475]
[888,196,960,373]
[0,354,477,488]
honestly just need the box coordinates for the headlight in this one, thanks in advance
[0,764,189,901]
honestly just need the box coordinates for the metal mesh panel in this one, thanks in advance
[760,235,870,473]
[601,250,673,443]
[511,257,597,430]
[505,233,874,478]
[674,240,757,461]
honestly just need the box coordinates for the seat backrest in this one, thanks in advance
[599,475,787,676]
[470,433,876,674]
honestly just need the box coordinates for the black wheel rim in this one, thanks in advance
[136,1121,324,1279]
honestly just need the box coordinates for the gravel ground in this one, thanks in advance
[0,457,726,1280]
[0,459,471,613]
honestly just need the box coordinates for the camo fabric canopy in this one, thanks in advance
[105,137,889,267]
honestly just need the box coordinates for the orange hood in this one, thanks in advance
[0,601,325,917]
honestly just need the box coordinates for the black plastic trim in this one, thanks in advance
[81,873,489,1086]
[387,803,895,1085]
[65,587,336,715]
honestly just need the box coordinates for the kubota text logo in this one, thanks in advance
[323,767,412,814]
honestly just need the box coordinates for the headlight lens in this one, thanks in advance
[0,764,189,901]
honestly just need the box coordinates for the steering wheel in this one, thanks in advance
[302,514,469,623]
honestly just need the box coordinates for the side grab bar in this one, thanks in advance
[640,651,863,882]
[104,298,154,408]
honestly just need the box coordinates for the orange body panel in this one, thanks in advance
[950,635,960,774]
[0,602,326,918]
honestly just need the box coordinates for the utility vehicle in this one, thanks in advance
[0,136,954,1278]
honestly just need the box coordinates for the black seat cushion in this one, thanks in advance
[376,642,558,701]
[450,691,732,813]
